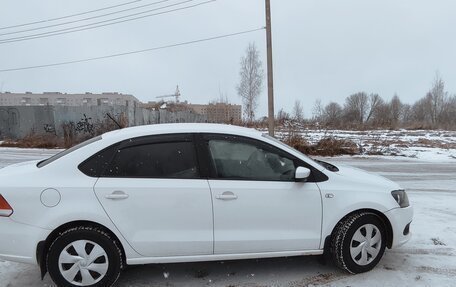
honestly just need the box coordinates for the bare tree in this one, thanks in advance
[292,100,304,122]
[344,92,369,125]
[401,103,412,125]
[276,108,290,124]
[411,97,431,126]
[312,99,324,122]
[446,95,456,128]
[389,94,402,128]
[371,102,390,127]
[365,93,384,124]
[410,73,450,128]
[323,102,343,127]
[237,43,264,122]
[427,72,448,126]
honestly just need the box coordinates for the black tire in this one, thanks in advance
[330,212,386,274]
[47,226,123,287]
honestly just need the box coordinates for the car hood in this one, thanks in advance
[330,163,401,191]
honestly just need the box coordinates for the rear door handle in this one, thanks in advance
[105,191,129,200]
[216,191,238,200]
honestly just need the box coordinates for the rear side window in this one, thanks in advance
[104,141,199,179]
[78,143,119,177]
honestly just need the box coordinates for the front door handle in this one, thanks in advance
[216,191,238,200]
[105,191,129,200]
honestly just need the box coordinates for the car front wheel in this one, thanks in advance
[47,226,123,287]
[331,212,387,274]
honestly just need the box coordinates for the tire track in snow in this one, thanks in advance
[389,247,455,256]
[416,266,456,277]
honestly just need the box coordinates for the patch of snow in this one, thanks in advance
[274,129,456,162]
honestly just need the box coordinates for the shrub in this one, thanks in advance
[312,137,358,156]
[283,134,359,156]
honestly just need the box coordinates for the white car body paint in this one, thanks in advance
[209,179,322,254]
[0,123,413,268]
[94,177,214,257]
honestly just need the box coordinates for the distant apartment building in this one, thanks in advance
[141,101,241,123]
[187,102,242,123]
[0,92,140,107]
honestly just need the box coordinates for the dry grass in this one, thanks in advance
[284,134,359,156]
[285,134,312,154]
[312,137,358,156]
[0,134,61,149]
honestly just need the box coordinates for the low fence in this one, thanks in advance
[0,105,207,139]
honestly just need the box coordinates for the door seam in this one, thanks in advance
[206,179,216,254]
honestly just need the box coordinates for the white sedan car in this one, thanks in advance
[0,124,413,287]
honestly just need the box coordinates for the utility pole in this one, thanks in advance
[265,0,275,136]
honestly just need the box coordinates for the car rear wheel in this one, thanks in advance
[47,226,123,287]
[331,212,386,274]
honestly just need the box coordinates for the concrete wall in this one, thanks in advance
[0,106,207,139]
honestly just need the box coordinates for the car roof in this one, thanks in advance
[101,123,263,141]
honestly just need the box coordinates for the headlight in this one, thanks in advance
[391,190,410,208]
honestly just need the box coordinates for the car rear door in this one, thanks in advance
[200,134,323,254]
[93,134,213,257]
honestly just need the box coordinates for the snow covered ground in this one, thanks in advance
[277,129,456,162]
[0,148,455,286]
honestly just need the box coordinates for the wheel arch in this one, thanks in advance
[36,220,126,280]
[323,208,394,255]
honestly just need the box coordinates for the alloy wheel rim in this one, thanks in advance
[58,240,109,286]
[350,224,382,266]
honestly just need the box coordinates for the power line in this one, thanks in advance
[0,0,143,31]
[0,0,200,42]
[0,0,174,37]
[0,0,213,44]
[0,27,265,73]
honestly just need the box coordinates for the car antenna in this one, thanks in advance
[106,113,123,129]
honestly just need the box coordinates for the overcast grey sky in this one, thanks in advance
[0,0,455,117]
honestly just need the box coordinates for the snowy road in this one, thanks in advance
[0,148,455,287]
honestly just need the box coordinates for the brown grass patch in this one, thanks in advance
[284,135,359,156]
[0,134,61,149]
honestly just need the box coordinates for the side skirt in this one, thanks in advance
[127,250,324,265]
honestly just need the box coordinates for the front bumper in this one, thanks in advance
[0,217,49,264]
[384,205,414,248]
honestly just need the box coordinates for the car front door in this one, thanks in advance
[201,134,323,254]
[93,134,213,257]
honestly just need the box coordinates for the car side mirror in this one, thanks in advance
[295,166,311,182]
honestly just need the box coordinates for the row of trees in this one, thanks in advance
[237,43,456,130]
[274,74,456,130]
[309,74,456,129]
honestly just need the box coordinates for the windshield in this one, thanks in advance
[37,136,102,168]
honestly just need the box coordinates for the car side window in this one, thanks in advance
[208,139,296,181]
[78,143,119,177]
[104,141,199,179]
